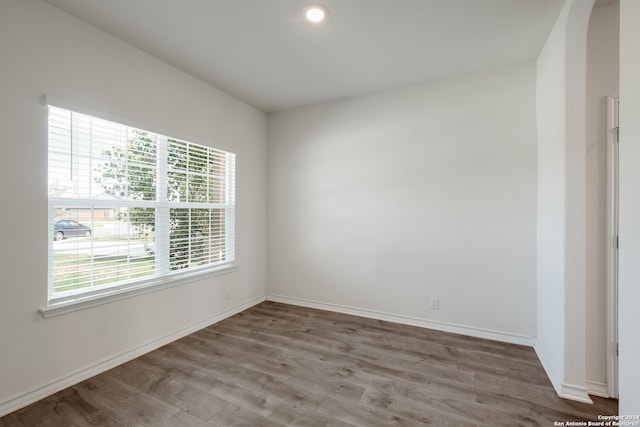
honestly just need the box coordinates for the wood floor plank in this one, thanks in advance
[150,410,214,427]
[73,374,181,425]
[315,395,419,427]
[208,404,286,427]
[1,301,618,426]
[49,387,138,427]
[112,359,228,424]
[220,364,327,411]
[269,400,355,427]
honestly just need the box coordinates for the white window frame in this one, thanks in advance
[42,99,236,318]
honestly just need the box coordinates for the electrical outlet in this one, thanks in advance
[224,288,230,301]
[429,297,439,310]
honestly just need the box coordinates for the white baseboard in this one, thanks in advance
[0,295,265,418]
[266,294,536,347]
[559,383,593,404]
[586,380,610,398]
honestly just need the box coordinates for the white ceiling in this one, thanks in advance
[44,0,566,112]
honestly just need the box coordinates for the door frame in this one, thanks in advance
[605,95,619,399]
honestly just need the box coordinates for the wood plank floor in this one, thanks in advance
[1,301,617,426]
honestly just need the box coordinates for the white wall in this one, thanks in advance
[585,1,619,396]
[0,0,267,415]
[618,0,640,420]
[535,0,569,396]
[267,63,538,342]
[535,0,594,403]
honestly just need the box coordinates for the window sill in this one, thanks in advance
[40,264,237,318]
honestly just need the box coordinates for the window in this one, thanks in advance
[47,105,236,309]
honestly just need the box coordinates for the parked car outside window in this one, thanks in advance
[53,220,91,241]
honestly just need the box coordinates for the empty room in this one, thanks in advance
[1,0,639,425]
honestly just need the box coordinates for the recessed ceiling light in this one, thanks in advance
[305,4,328,23]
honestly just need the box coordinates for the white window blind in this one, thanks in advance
[47,105,235,307]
